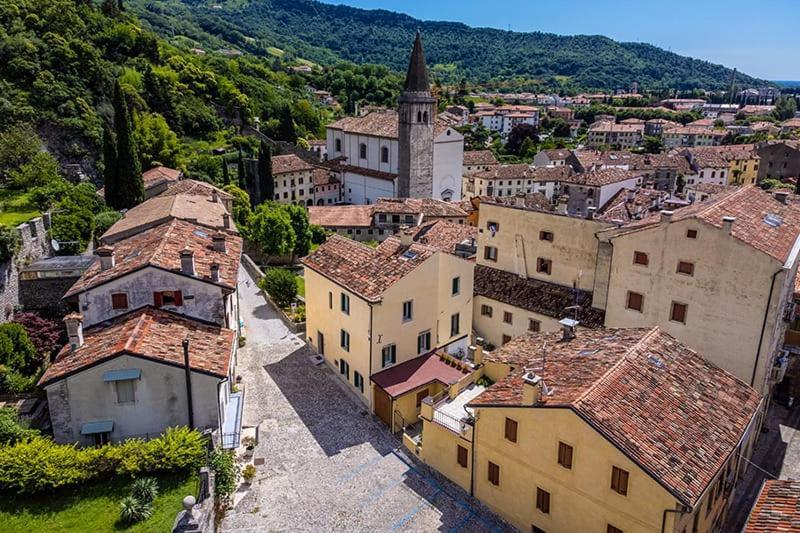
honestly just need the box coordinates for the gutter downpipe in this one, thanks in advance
[661,506,689,533]
[751,268,782,387]
[469,410,477,497]
[183,338,195,429]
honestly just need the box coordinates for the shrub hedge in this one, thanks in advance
[0,427,206,493]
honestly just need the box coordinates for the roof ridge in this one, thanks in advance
[124,311,150,353]
[574,327,659,404]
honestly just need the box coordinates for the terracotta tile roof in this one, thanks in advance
[480,192,552,212]
[686,182,732,195]
[301,234,435,302]
[685,147,730,169]
[472,163,574,183]
[326,159,398,181]
[142,166,182,188]
[618,186,800,263]
[630,153,693,174]
[687,118,715,128]
[39,307,235,386]
[371,351,468,398]
[588,122,644,133]
[664,125,727,136]
[308,205,374,228]
[538,149,572,160]
[411,220,477,255]
[65,219,242,298]
[470,327,761,508]
[463,150,499,166]
[560,167,642,187]
[160,179,233,201]
[745,480,800,532]
[272,154,315,175]
[374,198,467,218]
[597,188,671,224]
[312,167,338,187]
[326,110,457,140]
[101,194,236,244]
[474,265,605,327]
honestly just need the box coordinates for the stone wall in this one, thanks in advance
[0,217,50,321]
[19,276,80,317]
[173,467,215,532]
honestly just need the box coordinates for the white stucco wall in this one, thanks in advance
[342,171,396,205]
[433,128,464,202]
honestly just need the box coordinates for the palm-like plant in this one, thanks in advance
[131,477,159,504]
[119,495,153,523]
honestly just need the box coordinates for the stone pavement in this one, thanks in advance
[221,266,510,532]
[723,401,800,531]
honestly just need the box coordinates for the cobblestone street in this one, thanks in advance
[221,267,510,532]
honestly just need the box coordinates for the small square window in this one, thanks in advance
[671,302,688,324]
[633,251,648,266]
[481,304,493,317]
[484,246,498,262]
[539,231,554,242]
[686,229,698,239]
[677,261,694,276]
[111,293,128,310]
[503,311,513,324]
[116,379,135,404]
[626,291,644,312]
[536,258,552,275]
[528,319,540,332]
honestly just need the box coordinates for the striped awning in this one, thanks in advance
[80,420,114,435]
[102,368,141,382]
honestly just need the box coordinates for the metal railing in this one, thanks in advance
[431,408,468,435]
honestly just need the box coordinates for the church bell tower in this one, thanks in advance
[397,32,436,199]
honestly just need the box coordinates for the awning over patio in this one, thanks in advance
[80,420,114,435]
[370,352,468,399]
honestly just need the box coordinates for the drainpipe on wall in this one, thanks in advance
[183,338,195,429]
[661,505,689,533]
[752,268,782,388]
[469,410,477,497]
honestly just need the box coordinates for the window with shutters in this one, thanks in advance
[671,302,688,324]
[354,371,364,393]
[111,293,128,310]
[417,330,431,354]
[484,246,498,261]
[488,461,500,486]
[154,291,182,307]
[481,304,493,317]
[115,380,135,404]
[450,313,460,336]
[339,358,349,379]
[529,319,541,332]
[536,488,550,514]
[536,258,552,275]
[452,276,460,295]
[382,344,396,367]
[340,329,350,352]
[341,293,350,314]
[402,300,413,321]
[677,261,695,276]
[457,445,468,468]
[558,442,573,469]
[626,291,644,312]
[611,466,629,495]
[633,251,649,266]
[504,418,518,443]
[503,311,513,324]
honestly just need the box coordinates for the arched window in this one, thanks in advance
[417,111,422,123]
[335,138,341,152]
[381,146,389,163]
[359,143,367,159]
[423,111,428,123]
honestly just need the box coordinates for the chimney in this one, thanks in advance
[96,246,115,271]
[515,192,526,207]
[212,233,226,253]
[211,189,219,203]
[210,263,220,282]
[559,317,578,341]
[64,313,84,351]
[180,249,195,276]
[399,225,413,247]
[660,210,674,224]
[222,213,231,230]
[586,206,596,220]
[522,372,542,405]
[557,195,568,215]
[722,216,735,234]
[775,191,789,205]
[626,189,635,203]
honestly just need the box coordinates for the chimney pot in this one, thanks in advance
[559,317,579,341]
[222,213,231,230]
[660,210,674,223]
[211,189,219,203]
[210,263,220,282]
[96,246,115,270]
[586,206,596,220]
[399,225,413,247]
[180,249,195,276]
[722,216,735,234]
[775,191,789,205]
[522,372,543,405]
[63,313,84,351]
[212,234,226,253]
[515,192,526,207]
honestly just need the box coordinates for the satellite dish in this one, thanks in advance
[51,239,60,252]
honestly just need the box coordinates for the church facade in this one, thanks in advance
[324,33,463,204]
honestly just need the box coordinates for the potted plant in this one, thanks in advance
[242,464,256,485]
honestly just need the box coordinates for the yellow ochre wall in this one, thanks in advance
[472,295,563,348]
[417,417,473,492]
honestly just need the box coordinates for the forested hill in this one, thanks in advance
[130,0,768,91]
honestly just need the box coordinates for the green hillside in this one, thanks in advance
[128,0,769,91]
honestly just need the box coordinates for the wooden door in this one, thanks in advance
[374,387,392,429]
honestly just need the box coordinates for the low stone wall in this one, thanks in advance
[0,217,51,321]
[173,467,215,532]
[241,254,306,336]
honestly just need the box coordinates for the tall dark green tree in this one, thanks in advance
[222,157,230,186]
[109,81,143,210]
[237,148,245,189]
[277,105,296,142]
[102,123,118,205]
[257,141,274,204]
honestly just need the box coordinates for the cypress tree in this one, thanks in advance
[277,105,296,142]
[257,141,274,204]
[237,148,245,188]
[102,122,118,207]
[222,157,230,186]
[112,81,143,209]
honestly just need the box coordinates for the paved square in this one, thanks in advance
[221,268,510,532]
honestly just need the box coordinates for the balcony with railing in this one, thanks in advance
[220,384,245,449]
[420,382,485,440]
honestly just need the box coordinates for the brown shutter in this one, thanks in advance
[505,418,518,442]
[457,445,468,468]
[174,290,183,306]
[153,292,163,307]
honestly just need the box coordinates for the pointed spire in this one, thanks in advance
[403,31,430,93]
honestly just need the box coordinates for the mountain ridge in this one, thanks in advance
[132,0,770,91]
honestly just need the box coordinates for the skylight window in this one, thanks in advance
[647,355,666,369]
[193,229,209,238]
[578,349,599,357]
[764,214,783,228]
[401,250,418,260]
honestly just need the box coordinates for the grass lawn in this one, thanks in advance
[0,472,196,533]
[0,189,40,228]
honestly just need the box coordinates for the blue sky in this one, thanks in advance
[319,0,798,80]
